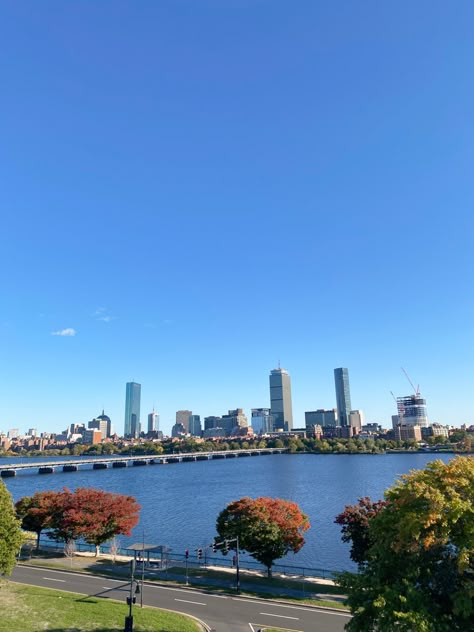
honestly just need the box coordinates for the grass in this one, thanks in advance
[0,581,201,632]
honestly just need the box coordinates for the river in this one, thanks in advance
[1,452,454,572]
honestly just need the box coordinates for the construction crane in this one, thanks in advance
[390,391,403,424]
[401,368,420,397]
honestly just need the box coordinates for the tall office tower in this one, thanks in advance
[251,408,274,434]
[189,415,202,437]
[269,367,293,431]
[148,410,159,433]
[176,410,192,434]
[124,382,141,438]
[334,368,352,427]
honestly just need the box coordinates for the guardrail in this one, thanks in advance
[22,538,342,580]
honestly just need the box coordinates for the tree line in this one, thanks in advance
[3,432,471,459]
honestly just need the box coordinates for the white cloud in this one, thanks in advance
[51,328,76,337]
[97,315,115,322]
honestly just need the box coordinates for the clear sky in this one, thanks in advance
[1,1,473,436]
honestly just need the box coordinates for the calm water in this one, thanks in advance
[2,452,453,571]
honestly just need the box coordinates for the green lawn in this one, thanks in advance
[0,581,201,632]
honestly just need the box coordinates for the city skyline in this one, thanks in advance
[0,364,448,438]
[1,3,473,435]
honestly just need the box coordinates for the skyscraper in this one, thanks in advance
[124,382,141,438]
[147,410,159,433]
[269,367,293,431]
[334,368,352,427]
[176,410,192,434]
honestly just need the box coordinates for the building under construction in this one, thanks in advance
[396,394,428,428]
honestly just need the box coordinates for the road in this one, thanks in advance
[12,565,350,632]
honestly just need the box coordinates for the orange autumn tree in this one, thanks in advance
[57,488,140,556]
[216,497,310,577]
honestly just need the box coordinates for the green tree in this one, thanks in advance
[338,457,474,631]
[216,497,310,577]
[0,481,24,575]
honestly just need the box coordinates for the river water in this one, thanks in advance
[1,452,453,572]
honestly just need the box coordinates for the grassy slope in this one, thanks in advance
[0,581,200,632]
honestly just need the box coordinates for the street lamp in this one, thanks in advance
[124,560,141,632]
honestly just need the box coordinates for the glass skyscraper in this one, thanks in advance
[269,367,293,431]
[124,382,141,438]
[334,368,352,427]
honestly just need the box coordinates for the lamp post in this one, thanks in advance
[124,559,140,632]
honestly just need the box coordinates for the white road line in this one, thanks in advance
[248,624,256,632]
[102,586,114,590]
[42,577,66,583]
[174,598,207,606]
[260,612,299,620]
[232,596,352,617]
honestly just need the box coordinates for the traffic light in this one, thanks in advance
[212,542,217,553]
[185,550,189,559]
[223,540,229,553]
[197,548,203,560]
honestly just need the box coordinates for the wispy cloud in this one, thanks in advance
[97,315,115,322]
[94,307,116,323]
[51,328,76,337]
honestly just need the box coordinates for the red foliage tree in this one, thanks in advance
[15,491,62,550]
[334,496,387,566]
[216,497,310,577]
[51,488,141,555]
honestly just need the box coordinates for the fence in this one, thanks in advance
[22,537,342,580]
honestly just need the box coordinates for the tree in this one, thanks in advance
[15,491,60,550]
[48,488,140,555]
[334,497,387,567]
[338,457,474,631]
[216,497,310,577]
[0,481,24,575]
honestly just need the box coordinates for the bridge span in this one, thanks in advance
[0,448,288,477]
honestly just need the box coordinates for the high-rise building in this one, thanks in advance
[221,409,248,435]
[396,394,428,428]
[334,368,352,427]
[189,415,202,437]
[269,367,293,431]
[88,417,108,440]
[305,409,338,428]
[124,382,141,438]
[148,410,159,433]
[176,410,192,434]
[349,409,365,430]
[251,408,274,434]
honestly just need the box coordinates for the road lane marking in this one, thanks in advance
[232,596,351,617]
[174,598,207,606]
[260,612,299,620]
[42,577,66,582]
[251,625,302,632]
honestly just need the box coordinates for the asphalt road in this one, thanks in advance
[12,565,350,632]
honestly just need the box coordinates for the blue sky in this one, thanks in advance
[1,1,473,436]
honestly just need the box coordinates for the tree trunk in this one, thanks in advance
[36,531,41,551]
[267,565,272,578]
[95,544,100,557]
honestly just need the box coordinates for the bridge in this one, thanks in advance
[0,448,288,477]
